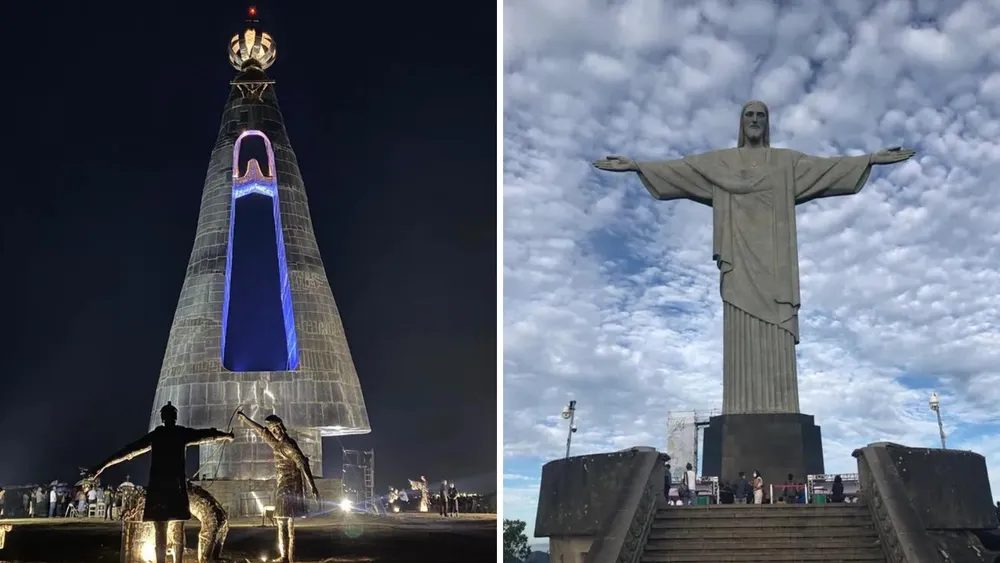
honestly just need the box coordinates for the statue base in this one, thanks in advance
[701,413,824,491]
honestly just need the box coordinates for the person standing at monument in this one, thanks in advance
[448,481,459,516]
[86,486,97,513]
[663,463,672,502]
[752,471,764,504]
[734,472,750,504]
[236,409,320,563]
[683,463,697,506]
[831,475,845,503]
[439,480,449,516]
[48,486,57,517]
[32,486,44,517]
[782,474,797,504]
[87,402,234,563]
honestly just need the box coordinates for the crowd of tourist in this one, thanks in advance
[384,481,492,515]
[662,461,854,505]
[0,479,144,520]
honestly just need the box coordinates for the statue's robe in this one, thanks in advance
[635,148,872,414]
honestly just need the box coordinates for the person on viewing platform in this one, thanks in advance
[831,475,845,503]
[448,482,459,516]
[663,463,672,502]
[752,470,764,504]
[76,489,86,515]
[734,472,750,504]
[439,480,449,517]
[33,486,44,517]
[783,474,796,504]
[87,486,97,511]
[683,463,697,506]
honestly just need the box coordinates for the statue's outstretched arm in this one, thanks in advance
[236,411,281,449]
[186,427,236,447]
[92,434,154,477]
[870,146,915,165]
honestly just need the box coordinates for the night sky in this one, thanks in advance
[1,1,496,494]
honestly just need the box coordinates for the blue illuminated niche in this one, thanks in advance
[221,130,299,371]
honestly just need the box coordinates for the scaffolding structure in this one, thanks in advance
[341,449,375,510]
[665,410,719,480]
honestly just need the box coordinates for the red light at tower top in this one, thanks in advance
[248,5,258,18]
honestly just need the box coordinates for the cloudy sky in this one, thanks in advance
[503,0,1000,548]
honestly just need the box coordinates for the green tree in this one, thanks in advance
[503,519,532,563]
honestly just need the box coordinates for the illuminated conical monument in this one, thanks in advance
[148,7,370,500]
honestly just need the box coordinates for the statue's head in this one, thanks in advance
[264,414,287,438]
[738,100,769,147]
[160,401,178,426]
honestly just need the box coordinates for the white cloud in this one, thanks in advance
[503,0,1000,545]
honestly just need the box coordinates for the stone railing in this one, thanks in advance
[585,448,664,563]
[853,443,952,563]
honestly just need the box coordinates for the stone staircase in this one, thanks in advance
[641,503,885,562]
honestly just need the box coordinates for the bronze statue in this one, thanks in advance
[408,476,430,512]
[89,402,234,563]
[236,409,319,563]
[123,481,229,563]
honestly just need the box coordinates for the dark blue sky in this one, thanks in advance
[0,1,496,493]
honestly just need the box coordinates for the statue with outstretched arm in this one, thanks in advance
[236,409,319,563]
[594,100,915,416]
[88,402,234,563]
[123,482,229,563]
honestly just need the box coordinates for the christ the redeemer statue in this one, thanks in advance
[594,100,914,415]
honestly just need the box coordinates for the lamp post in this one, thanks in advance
[928,392,946,449]
[562,400,577,458]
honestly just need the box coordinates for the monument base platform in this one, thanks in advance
[192,478,342,518]
[702,413,824,489]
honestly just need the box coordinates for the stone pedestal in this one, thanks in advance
[701,413,824,489]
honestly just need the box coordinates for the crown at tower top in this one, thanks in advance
[229,6,276,71]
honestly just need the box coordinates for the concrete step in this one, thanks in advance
[645,536,884,551]
[640,546,885,562]
[648,526,878,540]
[651,515,873,529]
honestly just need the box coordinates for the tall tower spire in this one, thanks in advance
[148,8,370,494]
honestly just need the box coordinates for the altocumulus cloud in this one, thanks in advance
[503,0,1000,547]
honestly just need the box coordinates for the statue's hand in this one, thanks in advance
[871,146,916,165]
[593,155,637,172]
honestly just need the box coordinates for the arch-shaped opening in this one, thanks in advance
[237,134,271,177]
[221,130,299,372]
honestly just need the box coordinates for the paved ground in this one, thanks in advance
[0,513,496,562]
